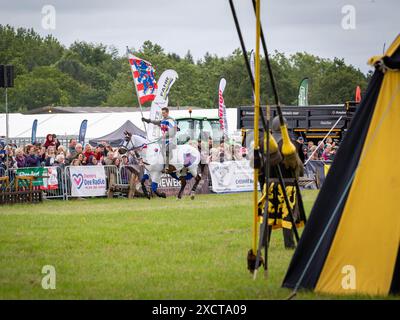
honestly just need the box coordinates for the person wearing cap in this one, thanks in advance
[142,107,177,173]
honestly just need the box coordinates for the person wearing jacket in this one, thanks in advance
[15,148,26,168]
[25,146,41,167]
[45,146,57,166]
[43,134,56,149]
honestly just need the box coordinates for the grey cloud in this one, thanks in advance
[0,0,398,73]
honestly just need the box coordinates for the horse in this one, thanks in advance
[119,131,202,200]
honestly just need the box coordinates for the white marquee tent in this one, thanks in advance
[0,108,238,139]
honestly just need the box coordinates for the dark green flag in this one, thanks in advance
[298,77,309,106]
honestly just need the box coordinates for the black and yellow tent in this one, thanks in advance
[282,35,400,296]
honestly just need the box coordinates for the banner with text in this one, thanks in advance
[208,160,255,193]
[16,167,58,190]
[158,168,210,196]
[69,166,107,197]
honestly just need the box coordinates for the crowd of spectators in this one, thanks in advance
[1,134,249,173]
[188,137,248,164]
[297,136,339,162]
[0,134,137,171]
[1,132,337,173]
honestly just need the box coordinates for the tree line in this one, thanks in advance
[0,25,370,113]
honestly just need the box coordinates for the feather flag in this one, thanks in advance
[31,119,38,144]
[128,53,158,105]
[218,78,228,136]
[147,70,179,141]
[355,85,362,103]
[78,119,88,145]
[250,50,255,101]
[298,77,309,106]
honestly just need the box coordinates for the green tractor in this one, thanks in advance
[175,116,223,145]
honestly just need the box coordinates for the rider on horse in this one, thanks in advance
[142,107,177,173]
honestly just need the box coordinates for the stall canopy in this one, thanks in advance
[89,120,145,147]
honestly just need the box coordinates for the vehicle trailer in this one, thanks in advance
[237,101,358,142]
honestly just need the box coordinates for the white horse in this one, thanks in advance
[119,132,202,199]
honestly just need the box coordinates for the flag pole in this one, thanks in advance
[5,86,9,168]
[127,47,148,136]
[253,0,261,262]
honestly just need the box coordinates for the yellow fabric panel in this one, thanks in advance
[316,68,400,295]
[324,164,331,177]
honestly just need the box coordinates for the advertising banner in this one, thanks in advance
[158,168,210,196]
[69,166,107,197]
[208,160,255,193]
[16,167,58,190]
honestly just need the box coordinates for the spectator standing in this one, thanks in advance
[39,146,46,165]
[103,151,114,166]
[321,144,333,161]
[232,144,243,161]
[113,157,121,167]
[54,154,65,169]
[57,145,67,156]
[67,143,83,164]
[43,134,56,149]
[94,145,105,161]
[45,146,56,166]
[121,154,129,167]
[53,134,61,150]
[71,159,81,166]
[15,148,26,168]
[83,144,94,159]
[309,146,319,160]
[25,146,41,167]
[68,138,77,155]
[208,148,219,163]
[306,141,315,159]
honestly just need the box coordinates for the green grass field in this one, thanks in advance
[0,190,396,300]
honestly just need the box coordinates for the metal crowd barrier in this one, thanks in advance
[1,165,122,201]
[119,165,143,185]
[64,165,120,200]
[4,166,66,200]
[304,160,333,189]
[44,166,65,200]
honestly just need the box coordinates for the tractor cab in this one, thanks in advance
[175,116,222,145]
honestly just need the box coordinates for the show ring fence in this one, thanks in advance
[0,160,331,202]
[303,160,332,189]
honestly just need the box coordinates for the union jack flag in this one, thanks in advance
[128,53,158,104]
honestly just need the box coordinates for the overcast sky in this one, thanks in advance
[1,0,398,73]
